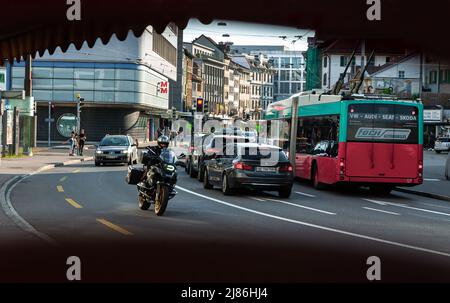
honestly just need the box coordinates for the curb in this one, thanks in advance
[0,176,57,245]
[394,188,450,203]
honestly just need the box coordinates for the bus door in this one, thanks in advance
[345,103,419,179]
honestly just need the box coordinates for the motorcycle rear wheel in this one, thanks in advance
[154,184,169,216]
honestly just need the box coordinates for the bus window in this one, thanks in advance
[296,115,340,153]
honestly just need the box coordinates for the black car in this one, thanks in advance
[202,143,294,198]
[197,135,249,182]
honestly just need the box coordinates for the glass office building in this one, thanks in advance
[8,25,178,142]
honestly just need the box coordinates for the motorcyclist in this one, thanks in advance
[148,135,170,156]
[142,135,174,190]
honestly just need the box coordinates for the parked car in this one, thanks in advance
[202,143,294,197]
[435,137,450,153]
[95,135,139,166]
[446,152,450,180]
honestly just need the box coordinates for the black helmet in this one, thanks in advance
[157,135,170,148]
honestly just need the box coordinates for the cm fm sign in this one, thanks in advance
[157,81,169,95]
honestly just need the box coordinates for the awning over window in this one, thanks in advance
[1,0,449,64]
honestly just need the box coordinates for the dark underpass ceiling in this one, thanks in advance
[0,0,449,64]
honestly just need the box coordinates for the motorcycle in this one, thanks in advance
[127,147,178,216]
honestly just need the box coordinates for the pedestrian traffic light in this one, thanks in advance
[196,98,204,112]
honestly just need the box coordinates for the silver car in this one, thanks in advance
[95,135,138,166]
[435,137,450,153]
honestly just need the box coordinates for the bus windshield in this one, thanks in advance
[347,103,419,144]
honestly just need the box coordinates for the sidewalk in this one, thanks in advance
[0,147,94,245]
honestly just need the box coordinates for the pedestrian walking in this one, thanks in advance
[78,129,86,156]
[65,131,76,156]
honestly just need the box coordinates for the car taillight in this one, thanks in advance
[279,164,293,172]
[339,158,345,176]
[234,162,253,171]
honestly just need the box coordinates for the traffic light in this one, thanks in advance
[172,107,177,120]
[203,99,209,113]
[196,98,204,113]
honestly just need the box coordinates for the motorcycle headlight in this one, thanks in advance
[164,165,176,172]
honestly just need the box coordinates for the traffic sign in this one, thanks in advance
[1,90,25,100]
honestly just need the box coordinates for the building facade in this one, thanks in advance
[231,45,305,102]
[185,36,226,116]
[10,25,178,142]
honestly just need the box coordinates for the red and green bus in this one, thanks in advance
[264,93,424,193]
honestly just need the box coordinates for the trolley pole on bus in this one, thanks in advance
[289,96,299,172]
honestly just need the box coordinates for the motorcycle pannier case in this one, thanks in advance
[126,165,144,185]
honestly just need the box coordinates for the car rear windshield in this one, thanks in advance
[438,138,450,143]
[347,103,419,144]
[239,147,288,161]
[100,136,129,146]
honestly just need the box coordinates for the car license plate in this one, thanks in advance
[256,167,277,173]
[106,155,117,159]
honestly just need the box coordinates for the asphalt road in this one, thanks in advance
[1,161,450,282]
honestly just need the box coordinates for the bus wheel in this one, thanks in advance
[312,165,325,190]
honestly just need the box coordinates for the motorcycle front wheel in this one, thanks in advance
[154,184,169,216]
[138,194,151,210]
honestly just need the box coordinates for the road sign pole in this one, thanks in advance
[289,96,299,172]
[48,102,51,147]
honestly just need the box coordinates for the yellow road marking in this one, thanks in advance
[72,169,81,173]
[65,198,83,209]
[96,219,134,236]
[57,185,65,193]
[59,176,68,182]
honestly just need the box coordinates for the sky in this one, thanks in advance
[183,19,314,52]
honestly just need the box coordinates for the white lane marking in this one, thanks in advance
[248,197,266,202]
[264,198,336,215]
[176,186,450,258]
[363,199,450,218]
[295,191,316,198]
[424,179,441,182]
[420,202,450,211]
[363,199,388,206]
[363,207,400,216]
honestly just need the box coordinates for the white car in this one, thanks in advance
[446,153,450,180]
[435,137,450,153]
